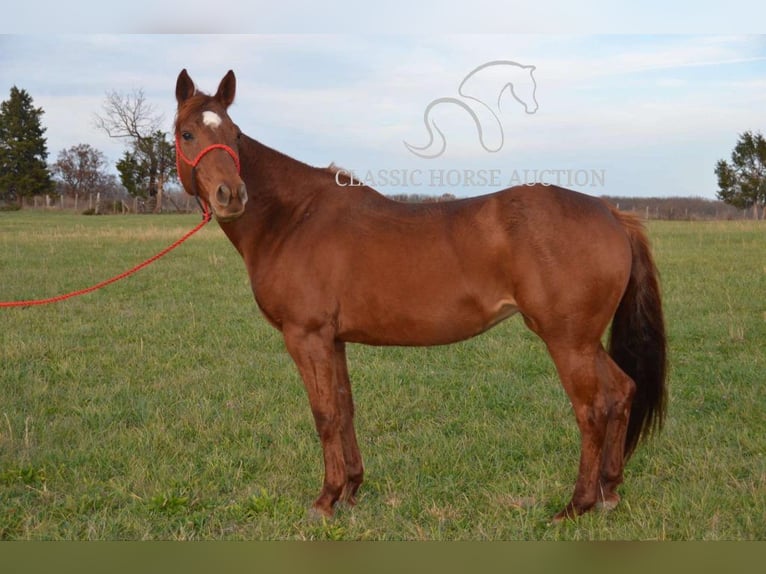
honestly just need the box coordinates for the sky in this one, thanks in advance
[1,8,765,199]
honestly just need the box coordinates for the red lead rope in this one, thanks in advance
[0,207,212,308]
[1,135,240,308]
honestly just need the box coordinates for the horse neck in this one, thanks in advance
[223,135,321,256]
[250,135,324,209]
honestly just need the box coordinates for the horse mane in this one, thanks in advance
[324,162,359,186]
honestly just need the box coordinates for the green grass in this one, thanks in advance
[0,211,764,540]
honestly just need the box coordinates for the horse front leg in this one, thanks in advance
[283,326,346,517]
[334,341,364,505]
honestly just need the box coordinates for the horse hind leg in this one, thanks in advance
[597,351,636,511]
[546,341,611,522]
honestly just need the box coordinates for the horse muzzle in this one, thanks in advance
[210,182,248,221]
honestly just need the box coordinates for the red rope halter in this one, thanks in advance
[174,133,241,213]
[175,135,241,182]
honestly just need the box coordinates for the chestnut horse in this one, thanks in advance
[174,69,667,522]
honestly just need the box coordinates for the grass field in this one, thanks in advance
[0,211,764,540]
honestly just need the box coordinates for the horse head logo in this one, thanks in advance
[405,60,538,159]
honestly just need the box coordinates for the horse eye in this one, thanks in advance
[236,131,242,141]
[182,132,194,141]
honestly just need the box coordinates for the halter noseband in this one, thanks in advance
[175,134,241,213]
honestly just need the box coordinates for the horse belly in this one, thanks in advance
[338,287,518,347]
[334,211,518,346]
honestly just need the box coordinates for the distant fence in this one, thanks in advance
[3,192,199,215]
[603,196,756,221]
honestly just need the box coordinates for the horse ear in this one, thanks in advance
[176,69,196,104]
[215,70,237,108]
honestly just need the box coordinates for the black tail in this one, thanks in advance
[608,210,668,459]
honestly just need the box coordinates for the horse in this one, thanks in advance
[173,69,667,522]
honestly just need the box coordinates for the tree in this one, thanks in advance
[715,130,766,219]
[94,89,176,212]
[51,143,111,198]
[115,150,145,198]
[0,86,55,200]
[114,130,174,201]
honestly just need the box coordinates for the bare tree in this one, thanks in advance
[51,143,109,197]
[94,89,174,213]
[94,89,160,140]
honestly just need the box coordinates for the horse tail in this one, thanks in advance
[608,208,668,460]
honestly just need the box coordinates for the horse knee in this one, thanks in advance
[311,410,341,441]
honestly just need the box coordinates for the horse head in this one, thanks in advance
[175,69,248,222]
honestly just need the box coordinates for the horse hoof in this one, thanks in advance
[596,493,620,512]
[550,502,584,524]
[551,510,574,524]
[339,488,358,507]
[307,504,334,521]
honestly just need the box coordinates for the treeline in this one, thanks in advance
[387,192,754,220]
[388,193,458,204]
[602,196,753,220]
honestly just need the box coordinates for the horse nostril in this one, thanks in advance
[237,183,248,204]
[216,185,232,207]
